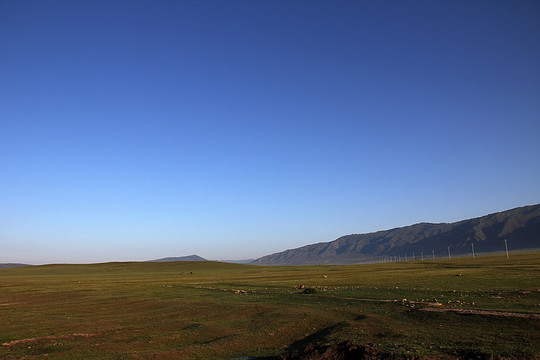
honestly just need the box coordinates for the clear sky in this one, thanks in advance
[1,1,539,264]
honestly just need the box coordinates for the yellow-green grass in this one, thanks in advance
[1,252,539,359]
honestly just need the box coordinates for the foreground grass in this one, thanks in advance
[1,252,539,359]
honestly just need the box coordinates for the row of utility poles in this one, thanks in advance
[381,239,510,263]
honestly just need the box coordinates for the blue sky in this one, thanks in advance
[1,1,539,264]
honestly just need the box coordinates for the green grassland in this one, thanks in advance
[1,252,539,359]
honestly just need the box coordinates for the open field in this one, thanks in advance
[1,252,539,359]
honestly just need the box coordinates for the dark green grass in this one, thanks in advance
[1,252,539,359]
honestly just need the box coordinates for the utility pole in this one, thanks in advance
[471,243,476,260]
[505,238,509,260]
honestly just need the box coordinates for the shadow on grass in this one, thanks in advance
[285,322,349,354]
[450,347,498,360]
[245,322,349,360]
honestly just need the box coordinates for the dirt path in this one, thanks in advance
[419,307,540,319]
[320,294,540,319]
[2,333,96,346]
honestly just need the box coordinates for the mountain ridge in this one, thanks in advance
[149,255,207,262]
[252,204,540,265]
[0,263,31,269]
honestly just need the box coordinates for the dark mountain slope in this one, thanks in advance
[252,204,540,265]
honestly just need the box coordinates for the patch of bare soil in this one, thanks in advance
[2,333,96,346]
[420,307,540,319]
[281,341,417,360]
[279,341,539,360]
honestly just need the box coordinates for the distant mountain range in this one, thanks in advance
[220,259,256,264]
[0,263,31,269]
[252,204,540,265]
[149,255,207,262]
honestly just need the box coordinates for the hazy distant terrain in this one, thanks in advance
[253,204,540,265]
[219,259,256,264]
[0,263,30,269]
[148,255,207,262]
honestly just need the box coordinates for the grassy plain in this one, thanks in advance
[1,252,539,359]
